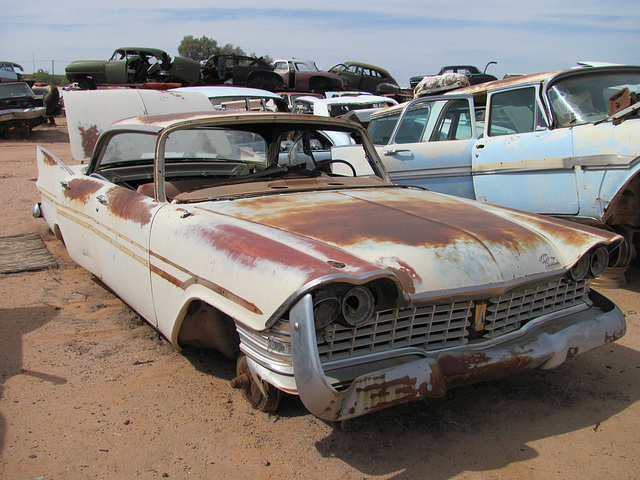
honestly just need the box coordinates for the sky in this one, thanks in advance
[2,0,639,88]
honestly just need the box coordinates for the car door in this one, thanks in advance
[60,132,164,326]
[105,50,128,84]
[473,86,579,215]
[376,95,477,198]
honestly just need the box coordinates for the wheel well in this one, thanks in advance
[176,300,240,359]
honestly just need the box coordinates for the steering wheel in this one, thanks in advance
[311,159,357,177]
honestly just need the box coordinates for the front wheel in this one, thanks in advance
[231,355,281,412]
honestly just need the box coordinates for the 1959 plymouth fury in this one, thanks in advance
[33,90,626,420]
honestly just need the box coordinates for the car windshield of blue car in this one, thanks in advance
[548,71,640,126]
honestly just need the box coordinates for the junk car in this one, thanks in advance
[173,86,288,112]
[329,61,399,95]
[33,90,626,420]
[369,64,640,269]
[65,47,201,90]
[0,61,27,83]
[272,58,344,94]
[200,55,284,92]
[0,81,45,137]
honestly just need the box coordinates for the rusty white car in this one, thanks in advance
[33,90,626,421]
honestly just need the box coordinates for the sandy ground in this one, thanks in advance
[0,118,639,480]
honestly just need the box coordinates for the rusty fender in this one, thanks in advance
[289,290,625,421]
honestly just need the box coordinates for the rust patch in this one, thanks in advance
[230,191,549,254]
[605,329,626,344]
[439,352,534,388]
[189,223,376,283]
[63,178,102,204]
[42,150,58,167]
[565,346,579,361]
[78,124,100,159]
[106,187,154,226]
[385,259,420,295]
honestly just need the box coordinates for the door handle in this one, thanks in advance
[60,180,70,189]
[475,144,485,149]
[383,148,412,156]
[96,194,108,205]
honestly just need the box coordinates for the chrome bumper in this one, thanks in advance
[289,290,626,421]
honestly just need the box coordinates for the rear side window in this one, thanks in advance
[430,99,473,141]
[368,112,401,144]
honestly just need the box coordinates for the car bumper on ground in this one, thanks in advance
[288,289,626,421]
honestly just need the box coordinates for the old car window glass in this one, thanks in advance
[548,71,640,126]
[431,99,473,141]
[368,112,401,144]
[165,129,267,165]
[395,103,430,144]
[488,87,536,136]
[101,133,156,165]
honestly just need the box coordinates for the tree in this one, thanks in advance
[178,35,272,64]
[178,35,219,62]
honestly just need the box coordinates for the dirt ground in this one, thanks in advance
[0,118,639,480]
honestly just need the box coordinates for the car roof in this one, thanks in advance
[103,111,369,136]
[449,69,566,95]
[341,61,393,77]
[172,86,284,100]
[114,47,168,56]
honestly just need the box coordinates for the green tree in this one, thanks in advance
[178,35,272,64]
[178,35,219,62]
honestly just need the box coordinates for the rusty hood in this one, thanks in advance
[196,187,619,297]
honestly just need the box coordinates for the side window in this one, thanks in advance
[368,113,401,144]
[394,103,430,144]
[430,99,473,141]
[488,87,542,136]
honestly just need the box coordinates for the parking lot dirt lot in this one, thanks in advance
[1,119,639,479]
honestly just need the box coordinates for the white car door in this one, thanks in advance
[472,86,579,215]
[56,132,163,326]
[377,96,477,199]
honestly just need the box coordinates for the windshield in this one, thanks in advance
[548,71,640,126]
[0,82,34,99]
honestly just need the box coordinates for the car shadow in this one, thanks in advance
[312,340,639,478]
[0,305,67,455]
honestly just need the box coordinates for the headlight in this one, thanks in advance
[309,280,397,329]
[568,255,589,281]
[312,290,342,329]
[588,246,609,278]
[341,286,375,327]
[567,245,611,282]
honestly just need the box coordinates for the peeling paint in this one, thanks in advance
[105,187,154,226]
[63,178,102,204]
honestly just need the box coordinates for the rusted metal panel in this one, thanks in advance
[63,89,215,161]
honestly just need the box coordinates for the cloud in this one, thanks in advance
[1,0,638,86]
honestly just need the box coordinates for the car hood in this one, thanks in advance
[196,187,618,298]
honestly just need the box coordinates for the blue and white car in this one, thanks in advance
[369,65,640,268]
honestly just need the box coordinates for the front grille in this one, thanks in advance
[317,279,589,363]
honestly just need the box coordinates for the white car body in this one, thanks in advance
[33,90,626,421]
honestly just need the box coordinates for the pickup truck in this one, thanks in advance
[368,65,640,268]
